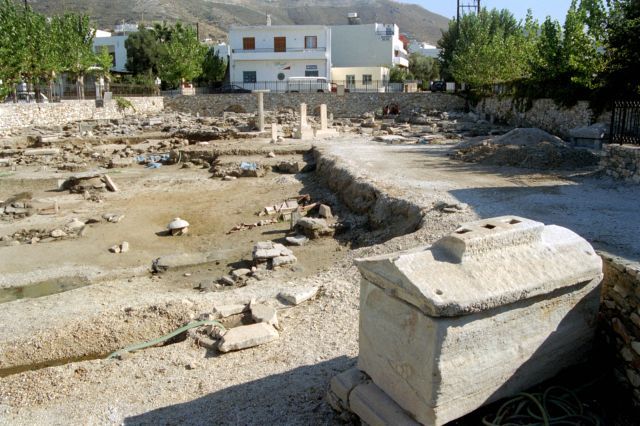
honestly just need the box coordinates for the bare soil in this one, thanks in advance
[1,115,638,425]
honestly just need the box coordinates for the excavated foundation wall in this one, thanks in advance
[599,252,640,406]
[165,93,465,118]
[0,97,164,131]
[475,97,611,139]
[313,148,424,238]
[601,145,640,183]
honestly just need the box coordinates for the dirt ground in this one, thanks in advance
[1,114,638,425]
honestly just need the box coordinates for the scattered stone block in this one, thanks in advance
[217,322,279,353]
[285,235,309,246]
[250,302,279,329]
[109,244,121,253]
[252,241,293,260]
[277,161,304,174]
[213,303,248,318]
[349,383,420,426]
[219,275,235,286]
[272,254,297,268]
[318,204,333,219]
[50,229,66,238]
[354,216,603,425]
[329,368,370,411]
[295,217,333,239]
[279,286,319,305]
[120,241,130,253]
[231,268,252,279]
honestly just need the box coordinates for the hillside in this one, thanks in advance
[28,0,450,44]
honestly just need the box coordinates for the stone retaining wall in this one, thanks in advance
[474,97,607,139]
[601,144,640,183]
[599,252,640,406]
[0,97,164,131]
[164,92,465,118]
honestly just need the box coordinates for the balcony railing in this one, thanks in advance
[232,47,327,53]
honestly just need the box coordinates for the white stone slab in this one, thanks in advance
[217,322,278,352]
[355,216,603,426]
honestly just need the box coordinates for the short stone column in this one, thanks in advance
[271,122,278,143]
[299,103,307,127]
[294,103,313,140]
[256,92,265,132]
[320,104,328,131]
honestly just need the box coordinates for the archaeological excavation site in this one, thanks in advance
[1,90,639,426]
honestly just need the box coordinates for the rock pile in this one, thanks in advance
[252,241,297,269]
[453,128,600,169]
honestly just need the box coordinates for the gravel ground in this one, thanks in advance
[1,131,638,425]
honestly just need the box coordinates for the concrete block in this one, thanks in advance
[250,303,279,329]
[213,303,248,318]
[349,382,420,426]
[355,216,603,425]
[330,367,369,406]
[279,286,319,305]
[252,241,292,260]
[217,322,278,353]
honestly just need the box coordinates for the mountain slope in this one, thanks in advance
[28,0,450,44]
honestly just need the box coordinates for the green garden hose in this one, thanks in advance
[482,386,601,426]
[107,319,226,359]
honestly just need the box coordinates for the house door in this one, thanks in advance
[274,37,286,52]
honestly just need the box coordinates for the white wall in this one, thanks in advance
[232,59,328,83]
[229,25,331,83]
[332,23,407,68]
[93,35,129,73]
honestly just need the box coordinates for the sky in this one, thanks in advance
[415,0,575,23]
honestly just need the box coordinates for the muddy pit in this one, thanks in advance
[0,129,367,381]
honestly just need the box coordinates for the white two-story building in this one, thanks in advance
[330,21,409,90]
[228,24,331,91]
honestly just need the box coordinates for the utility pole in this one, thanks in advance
[457,0,480,22]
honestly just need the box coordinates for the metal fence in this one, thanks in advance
[222,80,406,93]
[2,82,158,103]
[610,100,640,145]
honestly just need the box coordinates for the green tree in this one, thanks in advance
[448,8,529,89]
[157,23,207,86]
[0,0,28,100]
[57,13,96,99]
[604,0,640,97]
[94,45,113,92]
[388,66,412,83]
[124,27,164,76]
[200,49,227,84]
[408,53,440,88]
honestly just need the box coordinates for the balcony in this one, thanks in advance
[231,47,328,61]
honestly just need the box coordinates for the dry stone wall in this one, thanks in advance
[0,97,164,132]
[601,145,640,183]
[599,252,640,406]
[164,93,465,118]
[475,97,597,139]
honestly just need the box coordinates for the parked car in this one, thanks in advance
[287,77,330,93]
[430,80,446,92]
[212,84,251,94]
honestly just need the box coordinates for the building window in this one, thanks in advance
[362,75,372,85]
[305,70,319,77]
[277,73,285,81]
[274,37,286,52]
[242,37,255,50]
[304,36,317,49]
[346,75,355,87]
[243,71,257,83]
